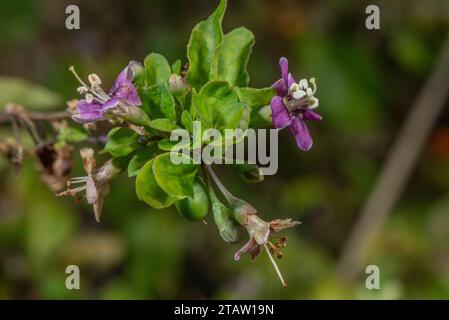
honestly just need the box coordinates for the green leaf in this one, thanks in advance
[136,159,175,209]
[157,138,191,152]
[128,143,159,177]
[192,80,239,127]
[216,102,250,131]
[209,188,238,243]
[171,60,182,75]
[102,127,140,157]
[153,153,198,199]
[186,0,227,90]
[149,118,180,132]
[140,83,176,121]
[210,27,255,87]
[236,87,275,126]
[144,53,171,86]
[181,110,194,133]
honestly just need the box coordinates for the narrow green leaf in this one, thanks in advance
[136,159,175,209]
[186,0,227,90]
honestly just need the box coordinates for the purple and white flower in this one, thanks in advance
[271,57,322,151]
[70,61,142,123]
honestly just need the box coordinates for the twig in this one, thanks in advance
[336,34,449,281]
[0,110,70,125]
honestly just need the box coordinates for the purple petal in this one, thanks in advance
[290,117,313,151]
[271,96,292,129]
[272,79,286,97]
[101,96,122,111]
[287,72,296,89]
[113,82,142,106]
[279,57,289,89]
[109,67,130,96]
[302,109,322,121]
[72,99,104,123]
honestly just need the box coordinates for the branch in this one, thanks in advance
[336,34,449,281]
[0,110,70,125]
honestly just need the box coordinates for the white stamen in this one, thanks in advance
[298,79,308,90]
[85,94,94,103]
[77,86,88,95]
[292,89,307,100]
[309,97,319,109]
[264,243,287,288]
[88,73,102,87]
[69,66,108,102]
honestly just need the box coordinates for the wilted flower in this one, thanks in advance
[234,214,300,261]
[70,61,142,123]
[271,57,322,151]
[234,210,300,288]
[57,148,122,222]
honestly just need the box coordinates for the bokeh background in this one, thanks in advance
[1,0,449,299]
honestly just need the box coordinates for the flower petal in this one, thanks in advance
[287,72,296,89]
[101,96,121,111]
[234,239,255,261]
[72,99,104,123]
[302,109,322,121]
[279,57,289,88]
[114,83,142,106]
[272,78,286,97]
[270,96,292,129]
[290,117,313,151]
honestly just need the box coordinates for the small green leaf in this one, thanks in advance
[186,0,227,90]
[157,138,191,152]
[153,153,198,199]
[149,118,180,132]
[102,127,140,157]
[128,143,159,177]
[144,53,171,86]
[136,159,175,209]
[140,83,176,121]
[171,60,182,74]
[215,102,250,130]
[210,27,255,87]
[192,81,239,127]
[236,87,275,126]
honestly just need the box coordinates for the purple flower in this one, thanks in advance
[271,57,322,151]
[70,61,142,123]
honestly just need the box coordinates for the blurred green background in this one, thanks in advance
[1,0,449,299]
